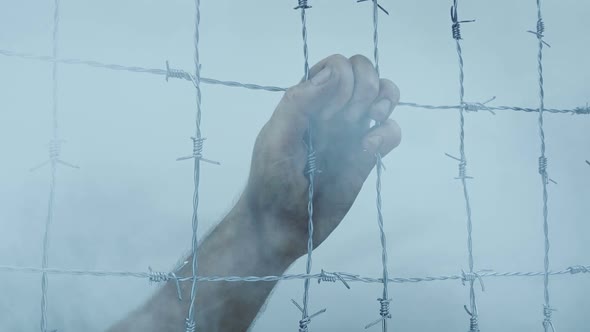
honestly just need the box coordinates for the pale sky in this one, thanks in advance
[0,0,588,331]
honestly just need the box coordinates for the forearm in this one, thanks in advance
[107,197,299,332]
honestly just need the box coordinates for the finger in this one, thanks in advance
[308,54,355,120]
[342,55,380,123]
[270,54,353,142]
[367,79,400,123]
[354,119,402,180]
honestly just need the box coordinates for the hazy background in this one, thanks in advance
[0,0,588,331]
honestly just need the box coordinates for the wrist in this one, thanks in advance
[234,195,302,269]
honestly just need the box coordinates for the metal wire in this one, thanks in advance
[449,1,481,330]
[0,49,587,114]
[293,2,326,331]
[40,1,60,331]
[529,1,556,331]
[0,264,587,284]
[184,0,205,330]
[357,1,392,330]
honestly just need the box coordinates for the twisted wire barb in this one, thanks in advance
[148,260,188,301]
[317,269,357,289]
[450,1,481,331]
[529,1,556,331]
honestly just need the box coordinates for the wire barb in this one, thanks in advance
[567,265,589,274]
[527,18,551,48]
[176,137,220,165]
[365,298,392,329]
[445,153,473,180]
[538,156,556,184]
[294,0,311,10]
[304,148,318,176]
[30,139,79,172]
[356,0,390,15]
[317,269,357,289]
[463,96,497,115]
[542,305,557,332]
[185,318,196,332]
[463,305,480,332]
[291,299,326,332]
[165,60,192,81]
[148,260,188,301]
[450,0,475,40]
[574,104,590,115]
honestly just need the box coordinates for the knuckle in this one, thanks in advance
[283,86,301,103]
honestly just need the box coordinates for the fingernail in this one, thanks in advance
[363,135,384,154]
[311,67,332,86]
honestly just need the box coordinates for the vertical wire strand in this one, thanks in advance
[40,1,60,331]
[532,1,554,331]
[451,1,480,330]
[299,5,316,331]
[186,0,203,330]
[372,1,391,331]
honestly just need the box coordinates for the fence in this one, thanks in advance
[0,0,588,331]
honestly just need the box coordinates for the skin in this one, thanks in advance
[106,54,401,332]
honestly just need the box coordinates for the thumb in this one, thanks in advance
[270,66,336,141]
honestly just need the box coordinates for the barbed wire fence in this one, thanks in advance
[0,0,589,331]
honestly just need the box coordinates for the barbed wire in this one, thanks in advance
[1,49,587,115]
[528,1,557,331]
[357,0,392,331]
[0,264,587,284]
[448,1,481,330]
[292,1,325,331]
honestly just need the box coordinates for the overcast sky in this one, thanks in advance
[0,0,588,331]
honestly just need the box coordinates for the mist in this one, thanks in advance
[0,0,588,331]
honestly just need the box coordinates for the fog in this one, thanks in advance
[0,0,588,331]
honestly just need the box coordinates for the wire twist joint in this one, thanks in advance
[461,270,486,292]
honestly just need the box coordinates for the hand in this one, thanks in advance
[242,54,401,260]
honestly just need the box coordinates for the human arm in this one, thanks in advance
[106,54,402,332]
